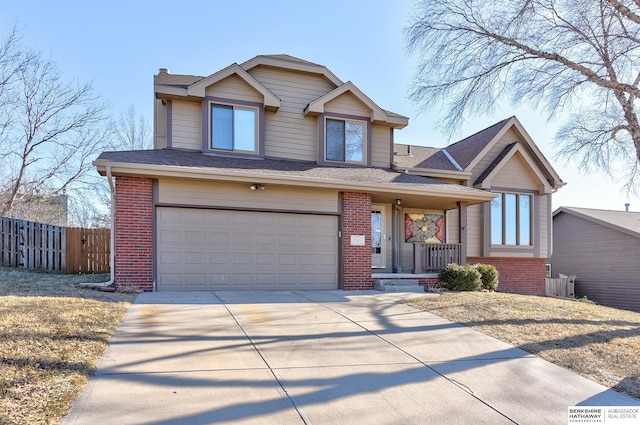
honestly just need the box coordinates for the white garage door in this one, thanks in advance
[156,207,339,290]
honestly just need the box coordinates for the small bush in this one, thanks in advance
[576,295,596,305]
[438,263,482,291]
[474,263,499,291]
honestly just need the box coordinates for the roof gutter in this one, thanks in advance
[79,164,115,289]
[393,165,472,181]
[95,160,497,204]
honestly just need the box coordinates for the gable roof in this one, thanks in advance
[393,116,564,189]
[553,207,640,239]
[240,54,343,86]
[153,54,407,126]
[474,142,554,194]
[186,63,281,111]
[304,81,408,128]
[446,117,512,169]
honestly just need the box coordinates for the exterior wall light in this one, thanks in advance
[396,198,402,206]
[250,184,265,191]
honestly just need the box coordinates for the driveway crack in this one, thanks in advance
[213,292,309,425]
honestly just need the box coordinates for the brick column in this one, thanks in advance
[467,257,547,296]
[114,176,154,291]
[341,192,373,290]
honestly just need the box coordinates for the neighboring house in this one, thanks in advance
[550,207,640,312]
[94,54,563,294]
[1,193,69,227]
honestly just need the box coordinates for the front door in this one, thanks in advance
[371,205,386,269]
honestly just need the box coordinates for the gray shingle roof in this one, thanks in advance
[445,117,513,169]
[95,149,488,196]
[393,144,458,171]
[393,117,514,172]
[555,207,640,237]
[154,72,204,87]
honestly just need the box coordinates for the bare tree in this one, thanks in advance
[405,0,640,189]
[0,27,111,222]
[113,104,152,150]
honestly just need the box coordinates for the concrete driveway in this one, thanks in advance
[63,291,638,425]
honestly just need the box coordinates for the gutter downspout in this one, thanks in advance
[79,165,115,289]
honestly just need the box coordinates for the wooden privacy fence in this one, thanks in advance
[0,217,110,274]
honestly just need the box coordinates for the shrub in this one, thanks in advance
[474,263,499,291]
[438,263,482,291]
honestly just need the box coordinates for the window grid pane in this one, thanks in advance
[520,195,531,245]
[211,105,233,150]
[346,122,364,162]
[326,119,345,161]
[234,108,256,151]
[505,194,517,245]
[491,195,503,244]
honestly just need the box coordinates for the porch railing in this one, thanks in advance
[413,243,462,273]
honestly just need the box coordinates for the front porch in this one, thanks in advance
[371,243,462,292]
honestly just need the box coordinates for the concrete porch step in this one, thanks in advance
[375,279,425,293]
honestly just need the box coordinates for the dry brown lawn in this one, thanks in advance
[0,267,135,425]
[406,291,640,401]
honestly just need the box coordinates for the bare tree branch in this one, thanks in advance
[0,26,111,224]
[406,0,640,190]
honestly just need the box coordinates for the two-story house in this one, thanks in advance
[94,54,563,294]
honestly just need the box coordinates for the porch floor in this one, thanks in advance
[372,272,439,279]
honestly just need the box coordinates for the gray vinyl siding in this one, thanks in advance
[468,128,520,183]
[490,152,542,190]
[171,100,201,150]
[154,99,167,149]
[371,126,392,168]
[324,92,371,116]
[466,204,483,257]
[157,178,340,214]
[446,209,460,244]
[248,66,334,161]
[550,212,640,312]
[205,74,264,103]
[538,194,550,258]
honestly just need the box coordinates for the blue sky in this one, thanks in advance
[3,0,637,211]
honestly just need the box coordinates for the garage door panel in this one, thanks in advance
[185,252,206,264]
[159,252,181,265]
[255,253,276,265]
[157,208,338,290]
[185,232,206,244]
[210,253,230,264]
[233,253,254,265]
[184,274,206,287]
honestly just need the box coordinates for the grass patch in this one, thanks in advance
[0,267,135,424]
[406,292,640,401]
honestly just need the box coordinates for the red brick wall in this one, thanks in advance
[341,192,374,290]
[114,176,154,291]
[467,257,546,296]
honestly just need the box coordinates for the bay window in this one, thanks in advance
[491,192,532,246]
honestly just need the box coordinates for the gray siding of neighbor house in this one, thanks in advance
[550,212,640,312]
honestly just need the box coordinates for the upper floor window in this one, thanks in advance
[325,118,365,163]
[491,192,532,246]
[211,104,257,152]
